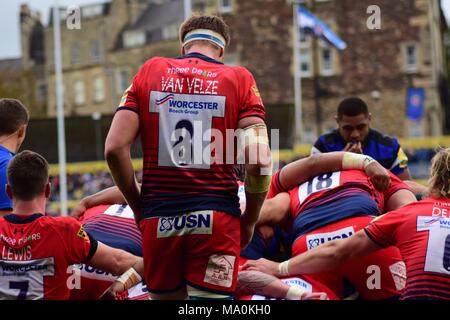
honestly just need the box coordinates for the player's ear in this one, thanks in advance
[44,182,51,199]
[368,113,372,121]
[5,184,12,200]
[335,115,339,125]
[17,124,27,139]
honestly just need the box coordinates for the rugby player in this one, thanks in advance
[0,99,29,216]
[105,15,272,300]
[311,97,411,180]
[243,152,417,299]
[0,151,143,300]
[244,147,450,300]
[70,204,148,300]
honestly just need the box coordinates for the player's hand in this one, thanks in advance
[299,292,328,300]
[343,142,363,154]
[365,161,391,191]
[70,202,87,220]
[241,258,280,277]
[100,281,126,300]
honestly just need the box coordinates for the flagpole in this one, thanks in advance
[184,0,192,20]
[293,1,303,146]
[53,2,68,216]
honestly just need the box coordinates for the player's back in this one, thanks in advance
[369,198,450,300]
[0,214,92,300]
[287,170,406,237]
[121,53,265,220]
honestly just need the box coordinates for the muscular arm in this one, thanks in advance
[238,116,272,249]
[385,189,417,212]
[243,230,381,277]
[87,241,142,276]
[105,110,141,224]
[278,152,390,191]
[71,186,130,219]
[237,271,326,300]
[256,192,291,229]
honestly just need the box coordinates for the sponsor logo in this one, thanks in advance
[157,211,213,238]
[389,261,406,291]
[204,254,235,288]
[77,226,87,239]
[251,84,261,98]
[440,218,450,229]
[306,226,355,250]
[156,94,175,105]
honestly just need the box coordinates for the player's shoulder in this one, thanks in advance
[320,129,341,145]
[368,129,398,148]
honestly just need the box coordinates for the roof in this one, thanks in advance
[119,0,184,47]
[0,58,23,73]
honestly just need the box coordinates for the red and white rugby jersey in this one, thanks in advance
[0,214,94,300]
[268,170,409,237]
[365,197,450,300]
[118,52,265,219]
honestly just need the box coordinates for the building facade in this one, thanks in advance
[19,0,449,146]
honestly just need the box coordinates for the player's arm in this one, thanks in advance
[242,230,381,277]
[100,259,145,300]
[71,186,131,219]
[385,189,417,212]
[105,110,141,224]
[256,192,291,229]
[279,152,390,191]
[238,116,272,250]
[87,241,142,277]
[237,270,327,300]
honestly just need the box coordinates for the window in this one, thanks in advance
[90,40,102,63]
[71,43,80,65]
[300,49,312,77]
[36,84,47,102]
[116,70,129,95]
[320,46,334,76]
[123,30,146,48]
[299,34,312,78]
[219,0,233,13]
[404,43,418,73]
[162,24,178,40]
[93,76,105,102]
[74,80,85,105]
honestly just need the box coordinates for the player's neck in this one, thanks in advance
[0,137,18,153]
[185,46,221,61]
[11,198,47,216]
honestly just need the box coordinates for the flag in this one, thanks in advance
[406,87,425,121]
[297,6,347,50]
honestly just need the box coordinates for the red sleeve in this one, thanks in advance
[383,172,411,200]
[364,211,404,248]
[235,67,265,121]
[116,74,140,114]
[59,217,94,264]
[267,170,286,199]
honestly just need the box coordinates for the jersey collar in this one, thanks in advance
[177,52,224,65]
[3,213,44,224]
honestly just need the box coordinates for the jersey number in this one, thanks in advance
[150,91,226,169]
[298,171,341,204]
[417,216,450,275]
[0,257,55,300]
[9,281,29,300]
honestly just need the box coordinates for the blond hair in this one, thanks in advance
[428,147,450,198]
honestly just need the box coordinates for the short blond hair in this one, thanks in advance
[428,147,450,198]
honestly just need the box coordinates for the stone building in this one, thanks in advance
[19,0,449,147]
